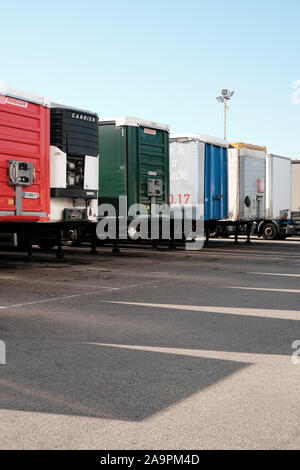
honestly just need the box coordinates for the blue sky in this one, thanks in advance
[1,0,299,157]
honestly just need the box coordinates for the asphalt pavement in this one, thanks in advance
[0,237,300,449]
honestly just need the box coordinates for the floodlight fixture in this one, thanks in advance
[216,88,235,139]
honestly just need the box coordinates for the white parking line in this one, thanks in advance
[249,272,300,278]
[0,280,160,310]
[8,291,112,309]
[83,342,290,366]
[0,278,116,289]
[225,286,300,294]
[103,301,300,320]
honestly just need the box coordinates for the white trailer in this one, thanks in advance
[266,154,291,220]
[291,160,300,213]
[227,142,266,222]
[256,154,294,240]
[291,160,300,233]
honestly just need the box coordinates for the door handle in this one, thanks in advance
[8,162,19,184]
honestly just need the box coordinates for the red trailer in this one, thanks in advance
[0,87,99,258]
[0,87,50,223]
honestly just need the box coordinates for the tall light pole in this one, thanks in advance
[216,89,235,140]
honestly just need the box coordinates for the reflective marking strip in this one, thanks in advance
[21,212,47,217]
[0,211,15,216]
[0,211,46,217]
[15,186,22,216]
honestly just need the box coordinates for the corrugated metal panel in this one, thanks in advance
[205,144,228,220]
[99,124,126,207]
[50,107,98,157]
[132,125,169,206]
[0,92,50,222]
[99,119,170,210]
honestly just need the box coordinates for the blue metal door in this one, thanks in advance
[204,144,228,220]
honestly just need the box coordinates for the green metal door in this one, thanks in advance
[127,125,169,208]
[99,122,169,211]
[98,124,126,207]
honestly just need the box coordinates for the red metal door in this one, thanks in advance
[0,92,50,222]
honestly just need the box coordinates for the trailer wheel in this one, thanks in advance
[262,222,278,240]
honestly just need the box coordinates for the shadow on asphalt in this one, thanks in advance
[0,342,249,421]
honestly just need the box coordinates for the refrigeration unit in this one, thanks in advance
[50,104,99,225]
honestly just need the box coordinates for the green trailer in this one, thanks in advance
[98,117,170,213]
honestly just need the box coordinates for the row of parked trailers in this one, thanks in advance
[0,86,299,255]
[170,136,299,240]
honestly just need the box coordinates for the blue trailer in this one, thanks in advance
[170,134,228,223]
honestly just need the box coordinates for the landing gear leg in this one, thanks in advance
[168,237,176,250]
[26,232,33,261]
[205,223,210,246]
[56,232,64,259]
[234,223,240,245]
[90,232,97,255]
[112,216,121,253]
[245,222,252,245]
[112,238,120,254]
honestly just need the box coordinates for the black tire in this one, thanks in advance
[262,222,278,240]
